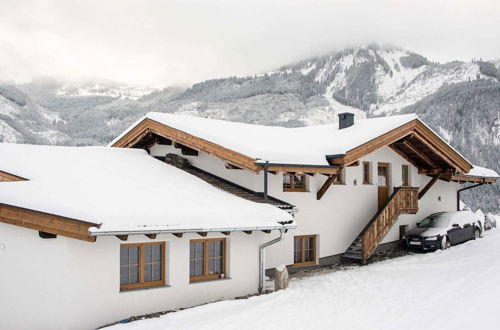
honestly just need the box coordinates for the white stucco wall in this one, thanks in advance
[0,223,282,329]
[150,144,458,267]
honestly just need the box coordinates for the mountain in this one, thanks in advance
[0,85,67,144]
[3,45,499,211]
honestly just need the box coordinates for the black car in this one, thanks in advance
[403,211,481,251]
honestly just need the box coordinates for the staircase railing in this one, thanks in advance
[360,186,419,263]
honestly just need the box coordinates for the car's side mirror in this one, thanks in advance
[416,222,420,228]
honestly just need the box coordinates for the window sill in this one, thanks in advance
[292,261,316,268]
[120,284,170,293]
[189,277,232,284]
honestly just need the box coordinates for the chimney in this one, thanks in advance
[338,112,354,129]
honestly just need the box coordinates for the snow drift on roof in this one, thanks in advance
[111,112,420,166]
[0,143,294,233]
[466,165,499,178]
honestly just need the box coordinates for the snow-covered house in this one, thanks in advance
[0,112,498,329]
[0,144,295,329]
[110,112,498,267]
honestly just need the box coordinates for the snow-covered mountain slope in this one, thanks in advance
[0,85,67,144]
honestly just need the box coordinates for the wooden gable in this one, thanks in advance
[327,119,472,175]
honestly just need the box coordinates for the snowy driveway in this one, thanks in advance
[112,230,500,330]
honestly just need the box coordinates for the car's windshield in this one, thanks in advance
[418,214,450,228]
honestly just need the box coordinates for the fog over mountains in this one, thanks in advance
[1,45,498,211]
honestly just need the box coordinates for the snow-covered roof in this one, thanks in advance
[465,165,499,179]
[111,112,422,166]
[0,143,294,235]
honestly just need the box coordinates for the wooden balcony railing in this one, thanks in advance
[361,187,419,263]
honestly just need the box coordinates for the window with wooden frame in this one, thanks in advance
[190,238,226,282]
[283,173,307,192]
[362,162,371,184]
[332,168,344,185]
[120,242,166,290]
[293,235,316,267]
[402,165,410,186]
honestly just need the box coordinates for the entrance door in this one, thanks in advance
[377,163,390,210]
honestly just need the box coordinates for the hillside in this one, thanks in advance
[2,45,499,211]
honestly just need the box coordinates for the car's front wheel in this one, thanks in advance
[474,228,481,240]
[441,236,451,250]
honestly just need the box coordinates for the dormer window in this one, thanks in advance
[283,173,307,192]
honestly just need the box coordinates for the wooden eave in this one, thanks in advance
[444,175,497,184]
[112,118,261,172]
[0,203,98,242]
[112,118,343,175]
[327,120,472,175]
[0,170,27,182]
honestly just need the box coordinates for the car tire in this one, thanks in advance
[474,228,481,240]
[441,236,451,250]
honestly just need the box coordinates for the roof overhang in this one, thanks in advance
[0,170,27,182]
[112,118,342,175]
[326,119,473,175]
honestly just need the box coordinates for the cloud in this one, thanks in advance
[0,0,499,87]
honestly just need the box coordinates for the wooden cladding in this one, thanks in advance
[0,171,26,182]
[112,118,259,172]
[283,173,307,192]
[361,187,418,263]
[294,235,316,267]
[189,238,226,282]
[332,120,472,174]
[0,204,97,242]
[120,242,166,290]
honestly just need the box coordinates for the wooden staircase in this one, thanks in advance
[343,187,419,264]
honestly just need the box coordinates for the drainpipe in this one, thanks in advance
[258,228,284,293]
[263,161,269,202]
[456,180,485,210]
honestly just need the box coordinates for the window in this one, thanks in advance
[120,242,165,290]
[362,162,371,184]
[283,173,307,191]
[190,238,226,282]
[333,168,344,185]
[402,165,410,186]
[294,235,316,267]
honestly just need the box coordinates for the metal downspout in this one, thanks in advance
[258,228,284,293]
[456,179,485,210]
[263,161,269,202]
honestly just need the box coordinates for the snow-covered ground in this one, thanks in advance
[110,228,500,330]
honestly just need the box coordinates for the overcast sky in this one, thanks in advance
[0,0,499,87]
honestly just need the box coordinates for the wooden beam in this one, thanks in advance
[225,162,243,170]
[197,232,208,237]
[317,174,338,200]
[156,136,172,145]
[243,231,252,235]
[389,144,422,170]
[267,165,339,175]
[347,161,359,167]
[418,169,454,175]
[0,170,27,182]
[116,235,128,241]
[0,204,97,242]
[172,233,183,238]
[145,234,157,239]
[418,174,442,200]
[401,140,439,169]
[221,231,231,236]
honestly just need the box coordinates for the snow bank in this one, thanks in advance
[0,143,294,233]
[110,230,500,330]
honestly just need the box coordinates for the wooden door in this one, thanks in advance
[377,163,390,210]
